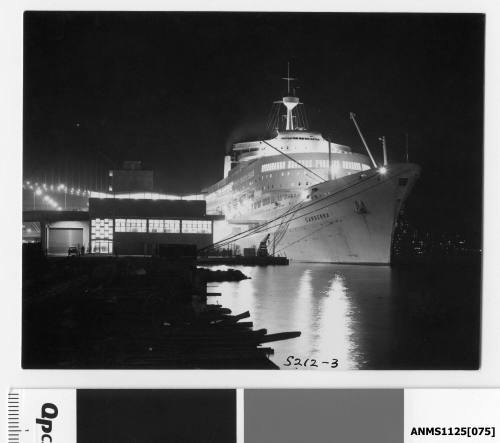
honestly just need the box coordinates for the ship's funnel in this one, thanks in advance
[283,96,299,130]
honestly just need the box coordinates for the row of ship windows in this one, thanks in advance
[227,160,371,193]
[261,160,370,172]
[261,181,310,190]
[229,172,312,193]
[91,218,212,237]
[262,160,311,171]
[231,169,363,194]
[261,170,308,179]
[251,193,300,210]
[212,157,371,194]
[257,169,365,190]
[280,137,321,140]
[224,192,299,212]
[305,213,331,223]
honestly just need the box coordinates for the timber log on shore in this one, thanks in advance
[23,255,300,369]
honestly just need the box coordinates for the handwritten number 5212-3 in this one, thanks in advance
[284,356,339,368]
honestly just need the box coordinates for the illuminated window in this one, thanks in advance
[91,218,113,241]
[126,219,147,233]
[115,219,126,232]
[149,219,180,233]
[315,159,329,168]
[91,218,113,254]
[113,218,147,233]
[92,240,112,254]
[182,220,212,234]
[342,161,362,171]
[262,161,286,172]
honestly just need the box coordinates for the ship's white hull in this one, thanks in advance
[213,163,420,264]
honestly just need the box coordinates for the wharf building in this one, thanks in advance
[22,161,218,256]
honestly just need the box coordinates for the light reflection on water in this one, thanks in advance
[205,260,481,370]
[205,263,392,370]
[316,273,356,369]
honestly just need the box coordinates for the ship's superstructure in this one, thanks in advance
[204,70,420,263]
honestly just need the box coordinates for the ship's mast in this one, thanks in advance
[285,62,292,95]
[349,112,378,168]
[282,63,299,131]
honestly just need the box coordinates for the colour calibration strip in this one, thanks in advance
[6,389,500,442]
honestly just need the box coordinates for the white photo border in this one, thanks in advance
[1,0,498,393]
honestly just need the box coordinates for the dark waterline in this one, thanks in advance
[207,261,481,370]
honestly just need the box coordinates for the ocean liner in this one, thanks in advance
[204,71,420,263]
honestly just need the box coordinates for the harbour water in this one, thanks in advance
[206,261,481,370]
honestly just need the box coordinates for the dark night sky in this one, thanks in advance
[23,12,484,244]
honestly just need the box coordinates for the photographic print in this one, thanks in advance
[22,12,483,369]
